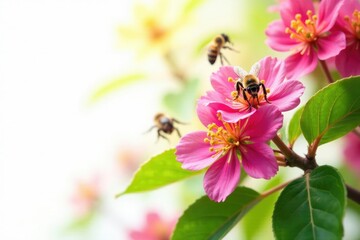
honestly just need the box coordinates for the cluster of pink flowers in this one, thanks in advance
[175,57,305,202]
[266,0,360,78]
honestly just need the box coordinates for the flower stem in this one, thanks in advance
[164,51,187,84]
[319,60,334,84]
[346,184,360,204]
[260,178,297,199]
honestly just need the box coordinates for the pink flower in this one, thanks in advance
[343,133,360,177]
[71,175,101,216]
[129,212,176,240]
[175,104,283,202]
[334,0,360,77]
[266,0,346,78]
[199,57,304,123]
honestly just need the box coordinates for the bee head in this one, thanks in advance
[221,33,230,43]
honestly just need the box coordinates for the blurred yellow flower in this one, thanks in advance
[118,0,204,58]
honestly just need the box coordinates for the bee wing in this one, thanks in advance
[234,66,248,80]
[249,62,261,77]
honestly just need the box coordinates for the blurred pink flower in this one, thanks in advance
[129,212,176,240]
[334,0,360,77]
[71,175,101,216]
[343,133,360,177]
[176,104,283,202]
[266,0,346,78]
[199,57,304,123]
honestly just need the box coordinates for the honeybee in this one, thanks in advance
[146,113,184,142]
[233,63,270,109]
[207,33,236,65]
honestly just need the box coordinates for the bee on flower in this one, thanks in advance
[199,57,304,123]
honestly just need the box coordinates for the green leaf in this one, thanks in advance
[116,149,201,197]
[163,79,200,120]
[273,165,346,240]
[172,187,260,240]
[89,73,146,103]
[288,106,304,147]
[301,76,360,145]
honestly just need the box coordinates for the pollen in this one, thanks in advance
[285,11,318,44]
[345,9,360,39]
[203,117,251,157]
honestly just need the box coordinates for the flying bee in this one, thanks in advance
[146,113,184,142]
[207,33,237,65]
[233,63,270,110]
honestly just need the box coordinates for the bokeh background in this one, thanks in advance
[1,0,359,239]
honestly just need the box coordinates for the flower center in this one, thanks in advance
[204,117,251,158]
[285,10,318,44]
[228,77,270,109]
[345,9,360,40]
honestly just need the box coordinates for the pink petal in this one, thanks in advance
[176,131,218,170]
[218,107,255,123]
[199,91,228,106]
[241,142,278,179]
[265,20,299,52]
[196,98,222,127]
[210,66,238,97]
[203,149,240,202]
[317,0,344,32]
[317,31,346,60]
[268,80,305,112]
[258,57,287,88]
[343,133,360,177]
[285,49,318,78]
[281,0,314,26]
[242,105,283,143]
[335,42,360,77]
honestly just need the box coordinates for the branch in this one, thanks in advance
[346,184,360,204]
[272,135,317,171]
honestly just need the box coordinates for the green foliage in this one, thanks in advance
[116,149,201,197]
[242,176,283,240]
[172,187,260,240]
[65,211,96,232]
[287,106,304,147]
[301,76,360,145]
[89,73,146,103]
[181,0,206,18]
[273,165,346,240]
[163,79,200,120]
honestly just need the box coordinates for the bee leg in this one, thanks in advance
[221,52,231,65]
[144,125,156,134]
[256,94,260,106]
[243,89,252,111]
[260,83,271,103]
[172,118,186,125]
[223,46,240,53]
[219,53,224,66]
[174,127,182,137]
[157,129,170,143]
[233,82,243,100]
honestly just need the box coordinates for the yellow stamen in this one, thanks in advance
[285,11,319,45]
[344,9,360,39]
[204,117,252,158]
